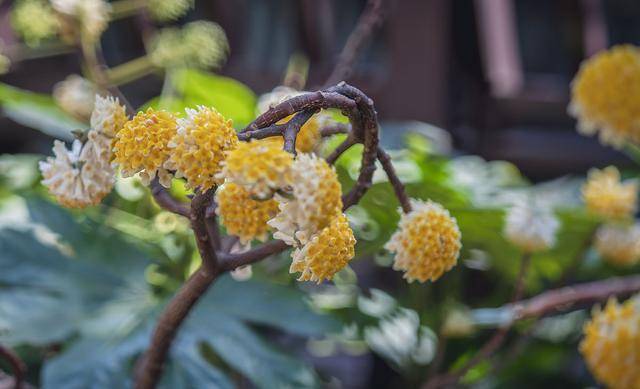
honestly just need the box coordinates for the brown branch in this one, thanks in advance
[150,178,190,217]
[325,135,357,165]
[135,190,220,389]
[377,147,412,213]
[324,0,386,86]
[282,109,319,154]
[424,273,640,389]
[219,240,289,271]
[320,123,351,137]
[0,344,25,389]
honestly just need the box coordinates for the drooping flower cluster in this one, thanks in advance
[215,183,279,245]
[91,95,128,137]
[40,95,126,208]
[290,214,356,283]
[580,296,640,389]
[51,0,111,43]
[221,139,293,199]
[113,108,178,187]
[582,166,638,221]
[11,0,60,46]
[147,0,194,22]
[268,154,343,245]
[569,45,640,148]
[503,199,560,253]
[385,199,461,283]
[53,75,96,121]
[149,21,229,70]
[594,223,640,267]
[165,106,238,190]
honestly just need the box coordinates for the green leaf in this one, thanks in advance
[144,70,257,128]
[0,83,84,140]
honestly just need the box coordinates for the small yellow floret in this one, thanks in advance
[113,108,177,187]
[385,199,461,283]
[165,106,238,191]
[268,154,343,246]
[221,139,293,199]
[215,183,279,245]
[580,297,640,389]
[290,214,356,283]
[569,45,640,148]
[582,166,637,221]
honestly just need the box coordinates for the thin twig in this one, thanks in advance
[282,109,319,154]
[149,179,189,217]
[320,123,351,137]
[377,147,412,213]
[219,240,289,271]
[325,135,357,165]
[0,344,25,389]
[324,0,386,86]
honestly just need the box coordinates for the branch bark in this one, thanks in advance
[377,147,412,213]
[149,178,190,217]
[0,344,25,389]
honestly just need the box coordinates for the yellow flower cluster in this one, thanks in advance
[165,106,238,190]
[113,108,177,187]
[580,297,640,389]
[147,0,194,22]
[290,214,356,283]
[385,199,461,283]
[268,154,343,246]
[215,183,279,245]
[582,166,637,221]
[569,45,640,148]
[40,94,126,208]
[594,223,640,267]
[221,139,293,199]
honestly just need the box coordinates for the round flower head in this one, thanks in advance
[53,75,95,121]
[385,199,461,283]
[257,86,324,153]
[221,139,294,199]
[582,166,637,221]
[503,199,560,253]
[51,0,110,42]
[113,108,177,187]
[147,0,193,22]
[165,106,237,191]
[91,94,128,137]
[11,0,60,47]
[569,45,640,148]
[149,21,228,70]
[215,183,279,245]
[594,223,640,267]
[580,296,640,389]
[39,132,114,208]
[290,214,356,283]
[268,154,343,246]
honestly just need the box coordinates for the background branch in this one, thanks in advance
[0,344,25,389]
[377,147,412,213]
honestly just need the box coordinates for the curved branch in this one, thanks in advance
[324,0,386,86]
[135,190,220,389]
[282,109,319,154]
[377,148,412,213]
[320,123,351,137]
[0,344,25,389]
[150,178,190,217]
[219,240,289,271]
[325,135,357,165]
[423,273,640,389]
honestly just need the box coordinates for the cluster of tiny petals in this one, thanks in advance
[594,223,640,266]
[53,75,95,120]
[90,94,128,137]
[113,108,177,188]
[580,296,640,389]
[39,132,114,208]
[290,214,356,283]
[385,199,461,283]
[569,45,640,148]
[165,106,237,190]
[503,200,560,253]
[220,139,293,199]
[51,0,110,42]
[268,154,343,246]
[582,166,638,221]
[215,183,279,245]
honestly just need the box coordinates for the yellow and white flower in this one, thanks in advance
[53,75,95,120]
[594,223,640,267]
[503,199,560,253]
[582,166,637,221]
